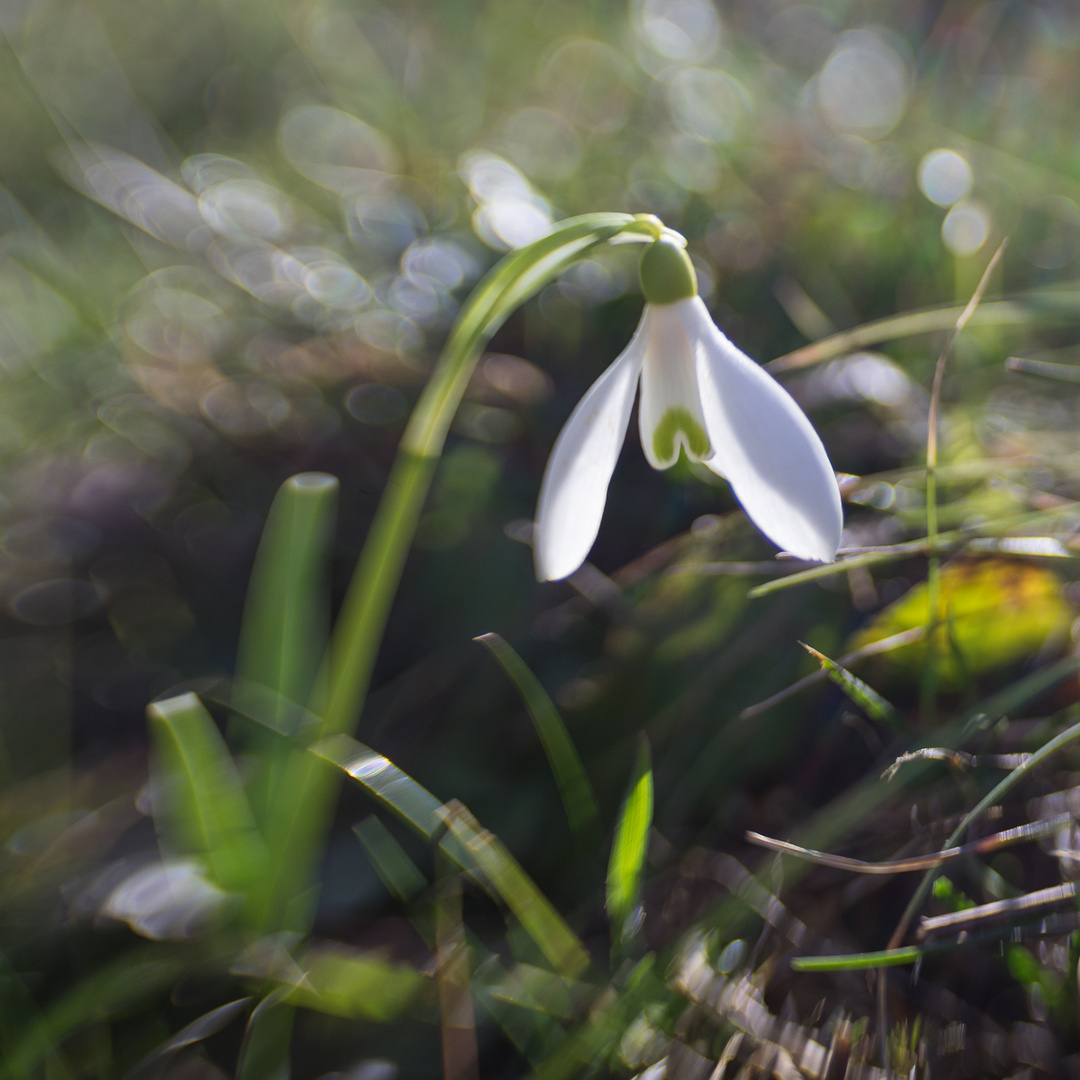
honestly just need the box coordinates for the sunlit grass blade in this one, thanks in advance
[800,643,901,732]
[437,801,590,978]
[747,504,1079,597]
[766,298,1030,374]
[1006,355,1080,382]
[127,997,252,1080]
[235,989,294,1080]
[218,679,319,740]
[606,736,653,949]
[475,633,600,850]
[232,473,337,936]
[147,692,268,900]
[311,733,444,838]
[740,627,925,721]
[790,946,927,971]
[234,472,337,759]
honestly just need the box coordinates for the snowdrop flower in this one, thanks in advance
[534,237,843,581]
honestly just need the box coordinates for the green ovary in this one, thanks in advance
[652,407,710,464]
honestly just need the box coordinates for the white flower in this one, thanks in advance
[534,238,843,581]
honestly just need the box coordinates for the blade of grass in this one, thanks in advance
[232,472,337,937]
[126,998,252,1080]
[721,655,1080,946]
[235,473,337,741]
[607,736,654,951]
[475,633,600,851]
[235,989,295,1080]
[740,627,925,720]
[310,733,444,838]
[437,800,590,978]
[886,707,1080,950]
[766,298,1029,375]
[354,816,429,906]
[747,504,1077,597]
[800,643,901,732]
[922,240,1008,722]
[147,693,268,903]
[791,946,927,971]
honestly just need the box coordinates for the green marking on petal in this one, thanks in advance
[652,407,710,465]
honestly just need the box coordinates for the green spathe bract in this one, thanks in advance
[639,238,697,305]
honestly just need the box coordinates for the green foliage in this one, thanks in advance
[476,632,600,850]
[9,0,1080,1074]
[606,737,653,952]
[147,692,269,901]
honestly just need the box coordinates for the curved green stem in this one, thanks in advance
[321,212,659,739]
[260,213,666,932]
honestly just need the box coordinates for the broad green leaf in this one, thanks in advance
[475,633,599,849]
[283,947,425,1020]
[438,801,590,978]
[147,692,268,897]
[606,737,653,948]
[800,643,901,731]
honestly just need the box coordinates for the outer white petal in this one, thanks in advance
[638,302,711,469]
[686,298,843,561]
[534,321,648,581]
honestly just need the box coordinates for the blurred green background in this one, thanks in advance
[4,0,1080,1075]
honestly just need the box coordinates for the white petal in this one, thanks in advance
[686,298,843,561]
[534,325,647,581]
[638,303,711,469]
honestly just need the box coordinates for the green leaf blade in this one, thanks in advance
[475,633,600,850]
[606,736,654,948]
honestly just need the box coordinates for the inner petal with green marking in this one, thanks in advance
[652,406,711,466]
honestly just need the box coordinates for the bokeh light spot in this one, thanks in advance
[279,105,399,194]
[667,69,748,145]
[635,0,720,62]
[918,149,973,208]
[817,30,909,138]
[942,199,991,256]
